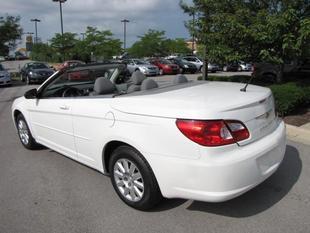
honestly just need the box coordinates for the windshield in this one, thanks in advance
[133,59,149,65]
[159,59,171,64]
[0,64,4,71]
[30,63,49,69]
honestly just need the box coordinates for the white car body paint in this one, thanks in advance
[12,79,286,202]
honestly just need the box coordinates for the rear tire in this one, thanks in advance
[16,114,40,150]
[109,145,162,210]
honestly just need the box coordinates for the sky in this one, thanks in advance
[2,0,192,48]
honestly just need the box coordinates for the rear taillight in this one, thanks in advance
[176,119,250,147]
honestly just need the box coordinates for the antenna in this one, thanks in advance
[240,74,254,92]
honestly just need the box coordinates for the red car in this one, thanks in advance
[58,60,85,70]
[148,58,179,75]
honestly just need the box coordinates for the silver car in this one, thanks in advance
[0,63,11,86]
[124,59,159,76]
[183,56,203,71]
[239,62,253,71]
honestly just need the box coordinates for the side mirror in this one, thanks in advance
[24,88,38,99]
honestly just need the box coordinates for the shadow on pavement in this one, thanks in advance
[186,145,301,217]
[147,198,188,212]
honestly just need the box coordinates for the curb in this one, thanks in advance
[286,124,310,146]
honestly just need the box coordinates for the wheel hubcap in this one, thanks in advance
[113,158,144,202]
[18,120,29,145]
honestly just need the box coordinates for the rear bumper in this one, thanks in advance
[164,70,179,74]
[149,120,286,202]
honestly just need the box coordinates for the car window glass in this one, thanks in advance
[30,63,49,69]
[134,59,148,65]
[185,58,194,62]
[40,68,118,98]
[0,64,3,71]
[159,59,171,64]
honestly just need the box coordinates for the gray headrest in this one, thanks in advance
[94,77,115,95]
[141,79,158,91]
[173,74,188,84]
[131,71,146,85]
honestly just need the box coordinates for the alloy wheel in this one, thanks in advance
[113,158,144,202]
[18,119,29,145]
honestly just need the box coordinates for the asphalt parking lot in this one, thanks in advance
[0,81,310,233]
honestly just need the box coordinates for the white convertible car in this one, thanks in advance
[12,63,286,210]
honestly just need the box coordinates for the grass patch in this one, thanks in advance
[269,83,310,116]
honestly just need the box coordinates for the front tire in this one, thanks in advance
[26,75,31,85]
[109,145,162,210]
[16,114,40,149]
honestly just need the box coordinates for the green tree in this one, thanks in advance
[163,38,191,55]
[0,15,23,55]
[78,26,122,61]
[50,32,78,61]
[180,0,310,82]
[31,43,55,62]
[129,30,168,57]
[129,30,191,57]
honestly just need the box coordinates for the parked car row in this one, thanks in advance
[14,57,254,87]
[122,56,247,76]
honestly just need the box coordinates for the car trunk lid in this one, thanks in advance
[112,81,277,145]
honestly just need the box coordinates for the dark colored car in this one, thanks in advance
[253,59,310,82]
[223,63,239,72]
[148,58,179,75]
[167,57,197,74]
[21,62,55,85]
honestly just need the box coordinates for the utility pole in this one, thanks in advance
[30,19,41,44]
[121,19,130,51]
[52,0,67,61]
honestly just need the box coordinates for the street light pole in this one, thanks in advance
[30,19,41,44]
[121,19,130,51]
[59,0,64,36]
[52,0,67,37]
[52,0,67,61]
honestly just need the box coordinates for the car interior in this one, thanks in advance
[38,63,190,99]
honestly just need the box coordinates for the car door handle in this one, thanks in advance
[59,105,69,110]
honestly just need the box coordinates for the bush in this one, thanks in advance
[197,75,250,82]
[207,75,249,83]
[269,83,309,116]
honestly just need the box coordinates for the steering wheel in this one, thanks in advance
[62,86,83,97]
